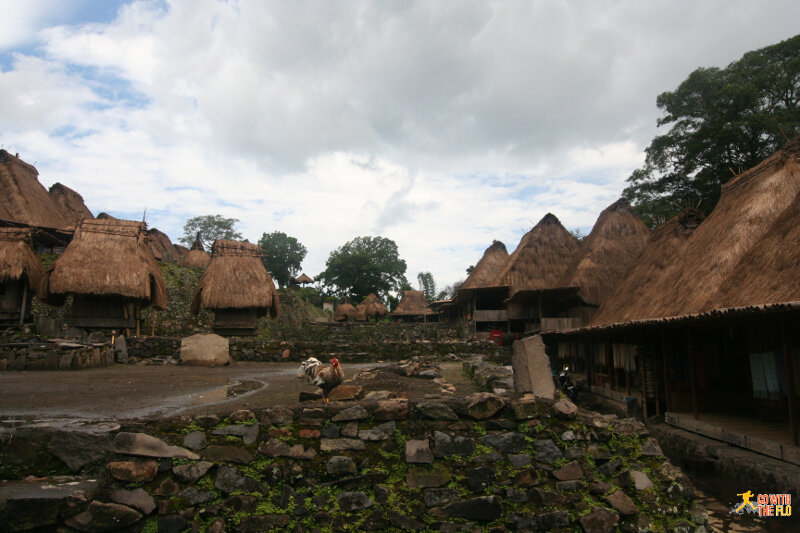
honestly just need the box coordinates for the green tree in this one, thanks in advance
[179,215,243,249]
[623,34,800,227]
[417,271,437,302]
[258,231,308,288]
[317,236,408,302]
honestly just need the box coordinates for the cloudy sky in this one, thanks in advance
[1,1,798,290]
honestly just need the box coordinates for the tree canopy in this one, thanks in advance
[623,34,800,227]
[180,214,243,250]
[258,231,308,288]
[317,236,408,302]
[417,271,436,302]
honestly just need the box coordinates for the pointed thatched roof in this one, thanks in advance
[294,273,314,285]
[334,301,357,322]
[392,290,435,316]
[589,208,704,327]
[358,293,389,319]
[556,200,650,306]
[191,239,279,318]
[38,218,167,309]
[0,228,44,291]
[182,234,210,268]
[491,214,580,297]
[48,182,93,227]
[0,149,71,229]
[457,240,509,298]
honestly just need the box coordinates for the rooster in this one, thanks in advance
[299,356,344,402]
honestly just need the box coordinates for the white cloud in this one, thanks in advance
[1,0,799,289]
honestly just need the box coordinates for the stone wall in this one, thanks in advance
[0,395,707,532]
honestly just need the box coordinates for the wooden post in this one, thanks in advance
[123,304,131,338]
[780,316,799,447]
[18,282,28,326]
[136,303,141,337]
[688,328,699,420]
[537,292,543,331]
[625,343,632,396]
[610,334,617,391]
[640,332,648,419]
[151,312,156,337]
[661,329,671,413]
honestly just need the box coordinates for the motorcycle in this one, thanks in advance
[555,365,578,401]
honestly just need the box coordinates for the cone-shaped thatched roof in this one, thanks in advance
[48,182,93,228]
[459,240,509,293]
[556,200,650,306]
[191,239,279,318]
[182,234,210,268]
[392,290,435,316]
[0,228,44,291]
[38,218,167,309]
[491,214,580,297]
[359,293,389,319]
[294,273,314,284]
[589,208,704,327]
[0,150,71,229]
[334,301,357,321]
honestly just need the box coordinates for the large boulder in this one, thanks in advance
[180,334,231,367]
[511,334,555,399]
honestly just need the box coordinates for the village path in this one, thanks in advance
[0,361,476,424]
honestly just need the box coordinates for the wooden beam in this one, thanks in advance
[18,282,28,326]
[780,316,799,447]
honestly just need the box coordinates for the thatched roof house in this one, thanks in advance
[492,214,581,297]
[0,228,44,324]
[38,218,167,329]
[334,301,357,322]
[392,290,435,320]
[455,240,509,303]
[358,293,389,320]
[182,235,211,269]
[293,273,314,285]
[0,150,71,230]
[191,239,279,334]
[556,199,650,306]
[589,209,703,327]
[48,182,93,228]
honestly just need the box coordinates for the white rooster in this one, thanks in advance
[299,356,344,402]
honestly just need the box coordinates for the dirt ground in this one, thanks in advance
[0,361,479,423]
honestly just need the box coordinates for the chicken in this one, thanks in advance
[299,356,344,402]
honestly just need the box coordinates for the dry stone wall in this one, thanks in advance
[0,393,708,532]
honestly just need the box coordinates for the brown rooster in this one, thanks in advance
[300,356,344,402]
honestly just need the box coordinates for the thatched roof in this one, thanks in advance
[359,293,389,319]
[48,182,93,227]
[0,150,71,229]
[392,290,435,316]
[172,244,188,263]
[588,138,800,327]
[294,273,314,284]
[182,249,211,269]
[556,200,650,306]
[589,208,704,326]
[334,301,357,321]
[490,214,580,296]
[38,218,167,309]
[191,239,279,318]
[146,228,176,263]
[458,240,509,295]
[0,228,44,290]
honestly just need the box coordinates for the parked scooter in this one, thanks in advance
[555,365,578,401]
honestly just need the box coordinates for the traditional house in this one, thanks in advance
[548,139,800,462]
[38,218,167,332]
[357,293,389,321]
[334,301,358,322]
[508,200,649,333]
[453,240,509,326]
[48,182,93,228]
[0,228,44,325]
[293,273,314,286]
[182,235,211,269]
[391,290,436,322]
[145,228,179,263]
[191,239,280,335]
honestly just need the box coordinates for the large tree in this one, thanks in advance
[417,271,437,303]
[258,231,307,288]
[624,34,800,227]
[317,236,408,302]
[180,214,243,249]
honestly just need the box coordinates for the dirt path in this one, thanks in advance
[0,361,478,422]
